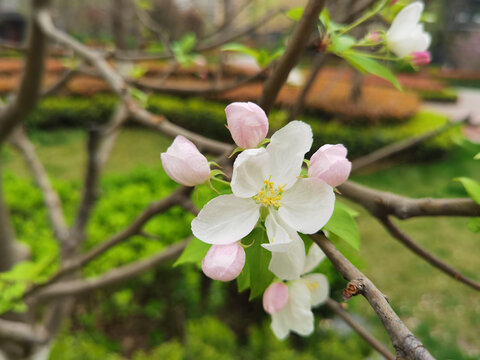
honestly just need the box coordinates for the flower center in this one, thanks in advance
[253,177,285,208]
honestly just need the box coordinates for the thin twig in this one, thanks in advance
[288,52,327,122]
[33,238,190,301]
[312,234,434,360]
[326,298,395,360]
[379,216,480,291]
[352,121,462,172]
[9,128,69,243]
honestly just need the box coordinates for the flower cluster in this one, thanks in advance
[360,1,431,67]
[161,102,351,338]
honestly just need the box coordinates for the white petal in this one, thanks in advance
[387,2,423,38]
[191,195,260,244]
[271,280,314,339]
[303,243,326,274]
[231,148,269,198]
[262,211,293,252]
[268,234,305,281]
[302,273,329,307]
[266,121,313,189]
[279,178,335,234]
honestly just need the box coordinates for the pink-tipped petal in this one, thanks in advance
[411,51,431,66]
[308,144,351,187]
[161,136,210,186]
[225,102,269,149]
[263,282,289,315]
[201,242,245,282]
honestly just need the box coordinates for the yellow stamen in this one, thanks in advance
[253,176,285,209]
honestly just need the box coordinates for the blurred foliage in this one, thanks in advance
[22,95,457,160]
[1,164,370,359]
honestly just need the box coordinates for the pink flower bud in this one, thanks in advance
[263,282,289,315]
[308,144,352,187]
[201,242,245,282]
[366,31,381,44]
[411,51,431,66]
[225,102,269,149]
[390,0,398,5]
[161,136,210,186]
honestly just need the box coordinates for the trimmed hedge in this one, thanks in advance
[25,95,457,158]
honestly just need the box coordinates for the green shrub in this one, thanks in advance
[416,88,458,102]
[25,95,455,160]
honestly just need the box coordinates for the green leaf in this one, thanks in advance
[257,49,270,68]
[467,218,480,233]
[236,262,250,292]
[329,34,356,53]
[455,177,480,205]
[323,202,361,250]
[129,65,148,80]
[173,238,210,267]
[137,0,153,10]
[474,152,480,160]
[244,228,273,300]
[130,88,149,107]
[342,52,402,91]
[221,43,258,58]
[287,7,304,21]
[319,8,331,28]
[177,32,196,53]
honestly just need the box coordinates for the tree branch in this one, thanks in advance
[9,128,69,243]
[312,234,434,360]
[338,181,480,219]
[36,10,233,155]
[288,52,327,122]
[378,216,480,291]
[0,319,47,344]
[34,238,190,302]
[325,298,395,360]
[0,0,49,144]
[352,122,461,172]
[71,104,129,243]
[259,0,326,115]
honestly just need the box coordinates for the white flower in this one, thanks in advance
[191,122,335,278]
[268,244,330,339]
[386,1,431,58]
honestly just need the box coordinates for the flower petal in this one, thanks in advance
[302,273,329,307]
[262,211,294,253]
[387,2,423,39]
[271,280,314,339]
[231,148,269,198]
[266,121,313,189]
[279,178,335,234]
[268,234,305,281]
[303,243,326,275]
[191,195,260,244]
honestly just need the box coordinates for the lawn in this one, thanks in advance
[3,127,479,359]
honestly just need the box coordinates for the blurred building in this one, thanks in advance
[0,0,27,43]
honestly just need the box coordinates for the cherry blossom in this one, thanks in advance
[386,2,431,58]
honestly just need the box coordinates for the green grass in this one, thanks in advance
[3,128,480,359]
